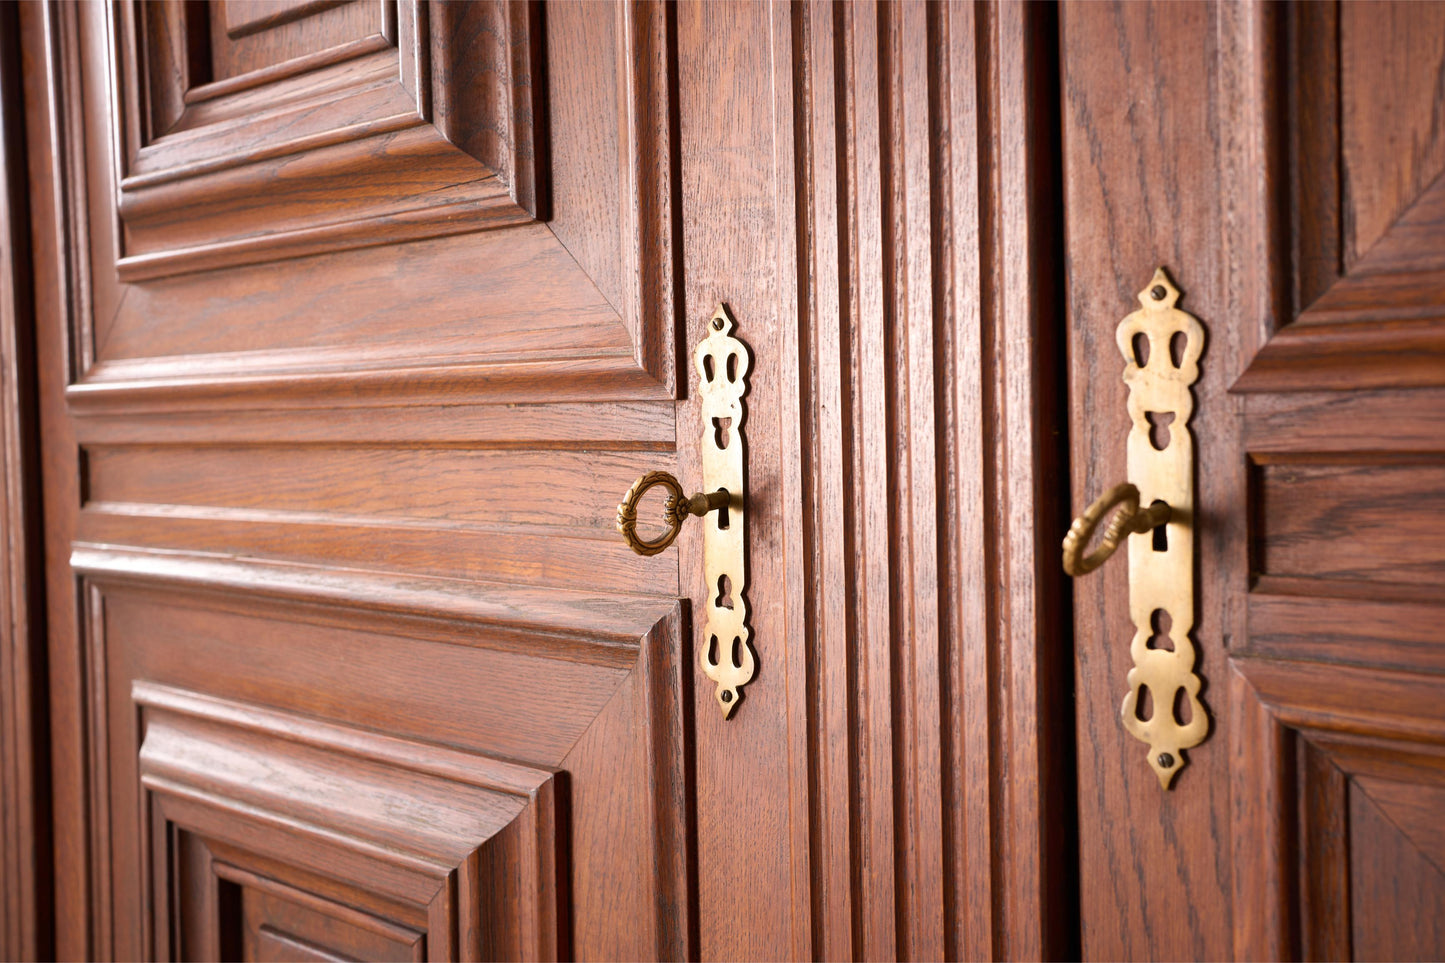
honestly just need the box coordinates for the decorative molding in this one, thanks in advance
[1230,655,1445,959]
[1232,3,1445,393]
[110,0,546,280]
[135,681,563,960]
[73,545,669,668]
[778,2,1069,957]
[53,0,679,411]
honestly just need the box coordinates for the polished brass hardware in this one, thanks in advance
[1064,268,1208,789]
[1062,483,1170,576]
[616,304,752,718]
[616,471,730,557]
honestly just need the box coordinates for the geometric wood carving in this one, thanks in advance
[114,0,546,280]
[1233,1,1445,392]
[1230,656,1445,960]
[39,0,680,417]
[137,682,561,961]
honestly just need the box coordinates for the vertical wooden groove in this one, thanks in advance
[618,0,679,395]
[990,2,1072,958]
[881,3,946,960]
[787,2,1068,959]
[25,3,92,957]
[0,4,51,955]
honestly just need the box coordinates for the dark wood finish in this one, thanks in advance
[25,1,686,957]
[1067,1,1445,959]
[18,0,1074,958]
[676,1,1070,958]
[0,4,51,958]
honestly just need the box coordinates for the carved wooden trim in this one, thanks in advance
[778,2,1070,957]
[1231,1,1445,392]
[135,681,563,961]
[108,0,546,281]
[49,1,678,411]
[73,545,668,666]
[1230,655,1445,959]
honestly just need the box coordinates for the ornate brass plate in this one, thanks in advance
[1116,268,1209,788]
[695,305,751,718]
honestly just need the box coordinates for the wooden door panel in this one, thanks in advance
[1066,1,1445,959]
[137,682,559,961]
[1230,2,1445,957]
[1233,0,1445,391]
[28,0,688,958]
[116,0,542,277]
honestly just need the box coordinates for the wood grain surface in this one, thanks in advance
[0,4,50,959]
[1066,3,1445,959]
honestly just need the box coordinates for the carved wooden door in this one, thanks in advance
[25,2,701,958]
[1065,2,1445,959]
[22,2,1077,960]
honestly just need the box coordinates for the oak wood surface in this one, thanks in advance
[1066,2,1445,960]
[17,1,1074,959]
[0,4,51,958]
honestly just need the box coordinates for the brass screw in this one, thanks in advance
[1150,285,1167,301]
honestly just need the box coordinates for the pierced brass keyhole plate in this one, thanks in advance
[1116,268,1209,788]
[696,304,751,718]
[614,305,753,718]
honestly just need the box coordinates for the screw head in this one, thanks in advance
[712,317,725,330]
[1150,285,1167,301]
[721,690,733,703]
[1157,752,1175,768]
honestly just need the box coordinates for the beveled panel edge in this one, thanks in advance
[109,0,548,280]
[1231,655,1445,745]
[133,680,556,797]
[66,352,675,413]
[1233,315,1445,393]
[72,543,671,666]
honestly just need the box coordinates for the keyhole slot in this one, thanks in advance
[726,352,738,383]
[715,574,733,610]
[707,634,719,664]
[1146,411,1174,451]
[713,416,732,450]
[730,636,743,668]
[1151,502,1169,553]
[1170,331,1187,368]
[703,354,716,382]
[1146,608,1175,651]
[1135,685,1153,722]
[1132,332,1150,367]
[1172,687,1193,726]
[715,488,730,530]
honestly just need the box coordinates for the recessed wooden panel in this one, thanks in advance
[236,878,424,962]
[1340,1,1445,268]
[1349,778,1445,961]
[65,0,677,411]
[1232,658,1445,959]
[111,0,545,280]
[208,1,387,84]
[136,681,561,961]
[1253,457,1445,586]
[1232,1,1445,392]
